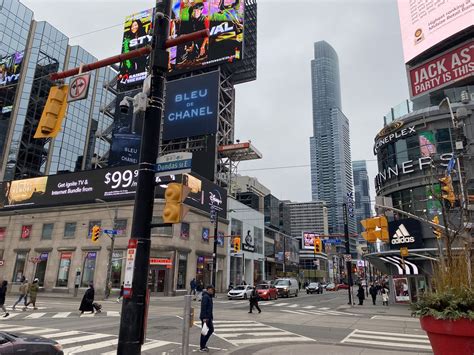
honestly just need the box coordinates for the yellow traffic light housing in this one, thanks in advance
[432,215,443,239]
[361,216,389,243]
[233,237,241,252]
[91,225,101,242]
[313,237,322,254]
[439,176,455,207]
[162,183,190,224]
[34,85,69,139]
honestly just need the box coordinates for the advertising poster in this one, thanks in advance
[180,222,190,239]
[393,277,410,303]
[389,219,424,250]
[109,133,142,166]
[202,227,210,242]
[408,39,474,98]
[217,231,224,247]
[1,177,48,208]
[0,227,5,241]
[419,131,437,157]
[169,0,244,72]
[21,225,32,239]
[397,0,473,63]
[302,232,319,250]
[162,71,220,140]
[0,51,23,86]
[242,229,254,252]
[118,9,154,90]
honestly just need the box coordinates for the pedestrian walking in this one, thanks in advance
[382,287,389,306]
[248,286,261,314]
[357,284,365,305]
[196,281,203,302]
[79,283,96,314]
[23,278,39,310]
[199,285,215,352]
[0,281,9,317]
[117,282,124,303]
[190,278,197,299]
[369,283,378,305]
[12,278,28,310]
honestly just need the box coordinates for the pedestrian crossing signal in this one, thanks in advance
[313,237,322,254]
[91,225,101,242]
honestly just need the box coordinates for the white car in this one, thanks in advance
[227,285,253,300]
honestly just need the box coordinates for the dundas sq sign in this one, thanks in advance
[0,165,227,218]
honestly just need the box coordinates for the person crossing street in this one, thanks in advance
[12,278,28,310]
[23,278,39,310]
[199,285,215,352]
[248,286,261,314]
[0,281,9,318]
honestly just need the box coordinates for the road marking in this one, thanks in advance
[233,337,315,345]
[0,326,35,332]
[350,333,430,343]
[25,312,47,319]
[213,320,258,324]
[106,311,120,317]
[53,312,72,318]
[272,303,289,307]
[21,328,58,335]
[79,313,95,317]
[351,330,429,338]
[43,331,83,338]
[287,304,299,308]
[215,323,268,328]
[217,331,292,337]
[370,315,419,322]
[58,333,114,345]
[318,307,330,310]
[303,306,315,309]
[0,313,19,320]
[341,329,432,351]
[140,340,174,351]
[64,339,118,354]
[282,310,306,315]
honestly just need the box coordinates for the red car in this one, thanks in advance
[256,284,278,300]
[336,283,350,290]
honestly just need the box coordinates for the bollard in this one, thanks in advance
[182,295,192,355]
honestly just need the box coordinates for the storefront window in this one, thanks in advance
[151,216,172,236]
[180,222,190,240]
[230,256,243,285]
[231,218,243,236]
[114,219,128,236]
[111,251,123,288]
[12,252,27,282]
[56,252,72,287]
[81,252,97,287]
[41,223,53,240]
[64,222,76,239]
[34,252,49,287]
[435,128,452,154]
[177,253,187,290]
[254,260,263,285]
[254,227,263,254]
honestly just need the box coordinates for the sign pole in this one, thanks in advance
[212,208,219,289]
[117,1,171,353]
[343,203,353,306]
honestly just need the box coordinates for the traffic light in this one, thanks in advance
[314,237,322,254]
[34,85,69,139]
[91,225,101,242]
[361,216,389,243]
[233,236,241,252]
[432,215,443,239]
[162,183,190,224]
[439,175,455,207]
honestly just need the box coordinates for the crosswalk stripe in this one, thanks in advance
[303,306,315,309]
[217,331,291,337]
[58,333,115,345]
[370,315,419,322]
[282,310,306,315]
[79,313,95,318]
[213,320,258,324]
[297,310,328,316]
[219,327,278,332]
[22,328,59,335]
[140,340,173,351]
[318,307,330,310]
[25,312,47,319]
[0,326,36,332]
[233,337,314,345]
[106,311,120,317]
[216,323,267,328]
[287,304,299,308]
[343,338,432,350]
[272,303,289,307]
[43,331,83,338]
[63,339,118,354]
[354,330,428,338]
[0,313,19,320]
[53,312,72,318]
[350,333,430,343]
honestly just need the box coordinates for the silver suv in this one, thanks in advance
[274,278,299,298]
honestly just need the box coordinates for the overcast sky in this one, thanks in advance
[22,0,410,203]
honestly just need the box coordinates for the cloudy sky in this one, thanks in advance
[23,0,410,203]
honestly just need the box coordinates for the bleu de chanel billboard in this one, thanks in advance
[162,71,219,141]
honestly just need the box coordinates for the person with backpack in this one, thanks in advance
[248,286,261,314]
[0,281,9,317]
[23,278,39,310]
[13,278,28,310]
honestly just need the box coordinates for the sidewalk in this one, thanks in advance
[337,302,413,317]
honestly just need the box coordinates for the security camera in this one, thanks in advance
[119,97,131,114]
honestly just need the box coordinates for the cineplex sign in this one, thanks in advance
[375,153,453,191]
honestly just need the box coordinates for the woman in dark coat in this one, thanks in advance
[79,283,95,314]
[0,281,9,317]
[357,284,365,306]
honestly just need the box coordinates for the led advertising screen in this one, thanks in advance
[408,39,474,98]
[117,9,154,90]
[397,0,473,63]
[169,0,244,72]
[162,71,220,140]
[302,232,319,250]
[0,51,23,86]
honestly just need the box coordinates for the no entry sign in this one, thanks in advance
[67,73,91,103]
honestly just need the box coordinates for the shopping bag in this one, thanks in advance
[201,322,209,336]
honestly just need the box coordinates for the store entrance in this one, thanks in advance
[149,268,166,293]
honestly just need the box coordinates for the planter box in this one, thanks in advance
[420,316,474,355]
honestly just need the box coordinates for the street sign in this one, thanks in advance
[344,254,352,262]
[156,152,192,176]
[67,73,91,103]
[103,229,118,235]
[400,247,409,257]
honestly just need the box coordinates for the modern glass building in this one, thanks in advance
[352,160,371,245]
[309,41,356,249]
[0,0,115,180]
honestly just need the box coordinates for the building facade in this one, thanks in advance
[283,201,328,239]
[352,160,371,250]
[309,41,356,249]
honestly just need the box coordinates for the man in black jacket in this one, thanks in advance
[199,285,215,352]
[248,286,261,314]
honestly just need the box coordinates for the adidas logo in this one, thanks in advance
[391,224,415,244]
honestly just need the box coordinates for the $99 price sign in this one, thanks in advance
[104,169,138,189]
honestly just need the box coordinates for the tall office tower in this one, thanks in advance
[352,160,371,247]
[309,41,356,251]
[0,0,115,180]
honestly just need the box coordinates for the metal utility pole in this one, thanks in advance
[212,208,219,289]
[105,208,118,299]
[343,203,353,305]
[117,1,171,353]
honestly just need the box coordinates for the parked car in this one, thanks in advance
[256,283,278,300]
[306,282,324,294]
[274,278,299,298]
[0,331,63,354]
[336,283,350,290]
[325,283,336,291]
[227,285,253,299]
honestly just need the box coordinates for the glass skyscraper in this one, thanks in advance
[309,41,356,251]
[352,160,371,243]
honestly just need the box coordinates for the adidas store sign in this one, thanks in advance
[391,224,415,245]
[388,218,424,250]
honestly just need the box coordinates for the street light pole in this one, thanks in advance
[343,203,353,305]
[212,209,219,289]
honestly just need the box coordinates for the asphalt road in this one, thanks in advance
[0,290,432,354]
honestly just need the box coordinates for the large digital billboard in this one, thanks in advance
[162,71,220,140]
[397,0,473,63]
[169,0,244,72]
[0,51,24,86]
[302,232,319,250]
[117,9,154,90]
